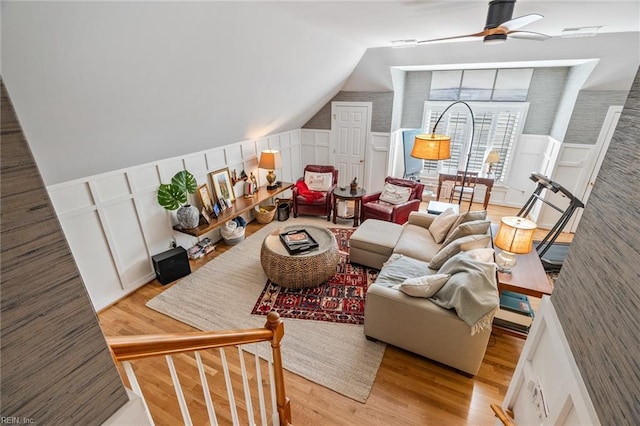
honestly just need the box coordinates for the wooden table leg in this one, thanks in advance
[332,196,338,224]
[353,199,360,227]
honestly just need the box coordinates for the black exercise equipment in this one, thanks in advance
[517,172,584,272]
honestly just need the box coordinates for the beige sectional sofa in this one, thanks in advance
[351,210,498,376]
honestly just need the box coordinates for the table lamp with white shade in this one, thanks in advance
[494,216,537,273]
[258,150,282,190]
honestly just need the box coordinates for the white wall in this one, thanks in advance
[48,130,300,311]
[2,2,362,185]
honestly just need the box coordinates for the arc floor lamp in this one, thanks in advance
[411,100,476,206]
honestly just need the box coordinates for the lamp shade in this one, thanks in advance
[494,216,537,254]
[411,134,451,160]
[258,150,282,170]
[485,150,500,164]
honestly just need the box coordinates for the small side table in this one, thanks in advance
[333,187,366,227]
[426,200,460,215]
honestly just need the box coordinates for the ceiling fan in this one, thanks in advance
[417,0,550,44]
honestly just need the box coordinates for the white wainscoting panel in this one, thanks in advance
[503,297,600,425]
[102,199,152,288]
[502,134,550,208]
[366,132,390,193]
[47,129,302,310]
[49,182,94,215]
[536,143,592,230]
[301,129,331,166]
[59,210,122,308]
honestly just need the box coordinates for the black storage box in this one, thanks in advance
[152,246,191,285]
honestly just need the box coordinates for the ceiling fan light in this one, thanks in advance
[484,34,507,44]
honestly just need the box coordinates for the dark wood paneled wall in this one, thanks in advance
[0,81,128,423]
[552,67,640,422]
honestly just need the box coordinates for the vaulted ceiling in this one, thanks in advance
[2,1,639,184]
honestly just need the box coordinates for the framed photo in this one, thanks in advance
[201,207,211,224]
[210,167,236,202]
[197,184,214,213]
[212,202,221,217]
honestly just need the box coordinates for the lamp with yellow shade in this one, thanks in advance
[485,150,501,176]
[494,216,537,273]
[411,101,476,206]
[258,150,282,190]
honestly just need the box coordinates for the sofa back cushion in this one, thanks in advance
[442,219,491,247]
[394,224,443,262]
[428,234,492,270]
[445,210,487,240]
[428,208,458,244]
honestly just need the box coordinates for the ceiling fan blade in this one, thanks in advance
[417,31,487,44]
[500,13,543,31]
[508,30,551,41]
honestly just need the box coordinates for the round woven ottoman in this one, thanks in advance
[260,225,339,289]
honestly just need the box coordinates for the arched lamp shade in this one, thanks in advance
[411,134,451,160]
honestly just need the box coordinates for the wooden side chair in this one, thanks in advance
[449,170,479,211]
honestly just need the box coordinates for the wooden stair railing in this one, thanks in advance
[107,312,291,426]
[491,403,516,426]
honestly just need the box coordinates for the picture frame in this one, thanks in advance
[197,184,214,213]
[201,207,211,224]
[210,167,236,203]
[212,202,221,218]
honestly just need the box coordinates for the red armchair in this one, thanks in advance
[292,165,338,220]
[360,177,424,225]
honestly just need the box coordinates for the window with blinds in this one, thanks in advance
[420,101,529,182]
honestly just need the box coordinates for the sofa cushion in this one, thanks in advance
[428,234,492,270]
[445,210,488,241]
[428,208,459,244]
[430,253,499,335]
[374,253,433,288]
[442,219,491,247]
[304,171,333,191]
[393,224,442,262]
[350,219,404,256]
[397,274,450,298]
[379,183,412,205]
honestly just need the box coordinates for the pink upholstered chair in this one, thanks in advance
[360,177,424,225]
[292,165,338,220]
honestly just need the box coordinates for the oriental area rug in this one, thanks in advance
[251,228,379,325]
[146,217,386,403]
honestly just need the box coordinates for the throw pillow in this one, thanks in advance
[446,210,488,240]
[397,274,450,298]
[379,183,412,205]
[304,172,333,192]
[428,208,459,244]
[429,234,491,270]
[464,248,495,263]
[442,219,491,247]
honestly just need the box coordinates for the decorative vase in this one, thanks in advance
[177,205,200,229]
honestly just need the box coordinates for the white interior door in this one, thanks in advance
[567,105,622,232]
[331,102,370,188]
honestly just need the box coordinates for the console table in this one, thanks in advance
[436,173,494,210]
[173,182,293,238]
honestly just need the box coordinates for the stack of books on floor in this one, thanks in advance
[494,291,535,334]
[187,238,216,259]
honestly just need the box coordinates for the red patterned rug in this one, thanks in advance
[251,228,379,325]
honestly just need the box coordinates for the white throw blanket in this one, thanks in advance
[429,254,499,335]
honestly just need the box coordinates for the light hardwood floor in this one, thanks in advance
[98,202,572,425]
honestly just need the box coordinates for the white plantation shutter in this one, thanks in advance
[421,102,528,182]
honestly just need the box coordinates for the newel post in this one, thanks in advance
[265,311,291,425]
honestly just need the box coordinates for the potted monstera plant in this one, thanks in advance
[157,170,200,229]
